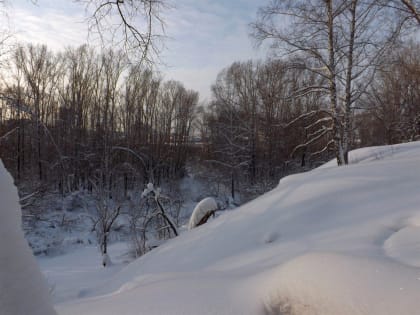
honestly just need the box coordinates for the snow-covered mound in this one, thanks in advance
[188,197,218,229]
[0,160,56,315]
[55,142,420,315]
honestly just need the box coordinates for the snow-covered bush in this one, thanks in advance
[188,197,218,230]
[129,183,180,257]
[0,160,56,315]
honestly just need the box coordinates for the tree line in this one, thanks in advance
[0,44,197,197]
[197,39,419,200]
[0,39,419,203]
[0,0,419,205]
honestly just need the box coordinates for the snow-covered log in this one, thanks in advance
[188,197,218,230]
[0,160,56,315]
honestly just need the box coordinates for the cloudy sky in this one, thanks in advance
[6,0,268,100]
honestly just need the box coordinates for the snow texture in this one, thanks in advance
[37,141,420,315]
[188,197,218,230]
[102,253,112,267]
[0,160,56,315]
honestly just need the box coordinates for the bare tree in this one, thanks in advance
[126,183,179,256]
[359,42,420,144]
[13,44,63,181]
[89,177,121,267]
[1,0,166,65]
[207,65,256,201]
[251,0,347,165]
[76,0,167,65]
[252,0,411,165]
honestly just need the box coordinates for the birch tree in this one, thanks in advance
[252,0,411,165]
[337,0,409,162]
[252,0,346,164]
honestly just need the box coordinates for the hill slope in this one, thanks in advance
[54,142,420,315]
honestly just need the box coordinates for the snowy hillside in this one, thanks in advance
[5,141,419,315]
[43,141,420,315]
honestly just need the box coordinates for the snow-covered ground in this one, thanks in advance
[4,141,420,314]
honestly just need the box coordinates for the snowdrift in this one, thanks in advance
[52,141,420,315]
[0,160,56,315]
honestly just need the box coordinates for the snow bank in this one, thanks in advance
[50,141,420,315]
[0,160,56,315]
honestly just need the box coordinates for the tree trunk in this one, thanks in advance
[155,196,178,236]
[326,0,345,166]
[343,0,357,164]
[231,169,235,201]
[102,232,107,255]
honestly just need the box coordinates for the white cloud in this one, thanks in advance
[163,66,221,101]
[160,0,267,99]
[3,0,268,100]
[10,5,88,51]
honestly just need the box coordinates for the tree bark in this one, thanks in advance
[343,0,358,164]
[326,0,345,166]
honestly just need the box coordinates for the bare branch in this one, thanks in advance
[75,0,167,66]
[400,0,420,23]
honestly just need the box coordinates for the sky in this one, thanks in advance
[5,0,268,101]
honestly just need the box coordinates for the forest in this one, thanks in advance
[0,0,419,259]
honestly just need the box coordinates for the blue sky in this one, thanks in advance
[7,0,268,100]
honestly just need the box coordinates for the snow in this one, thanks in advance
[0,160,56,315]
[38,243,128,304]
[33,141,420,314]
[384,226,420,268]
[260,253,420,315]
[188,197,218,229]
